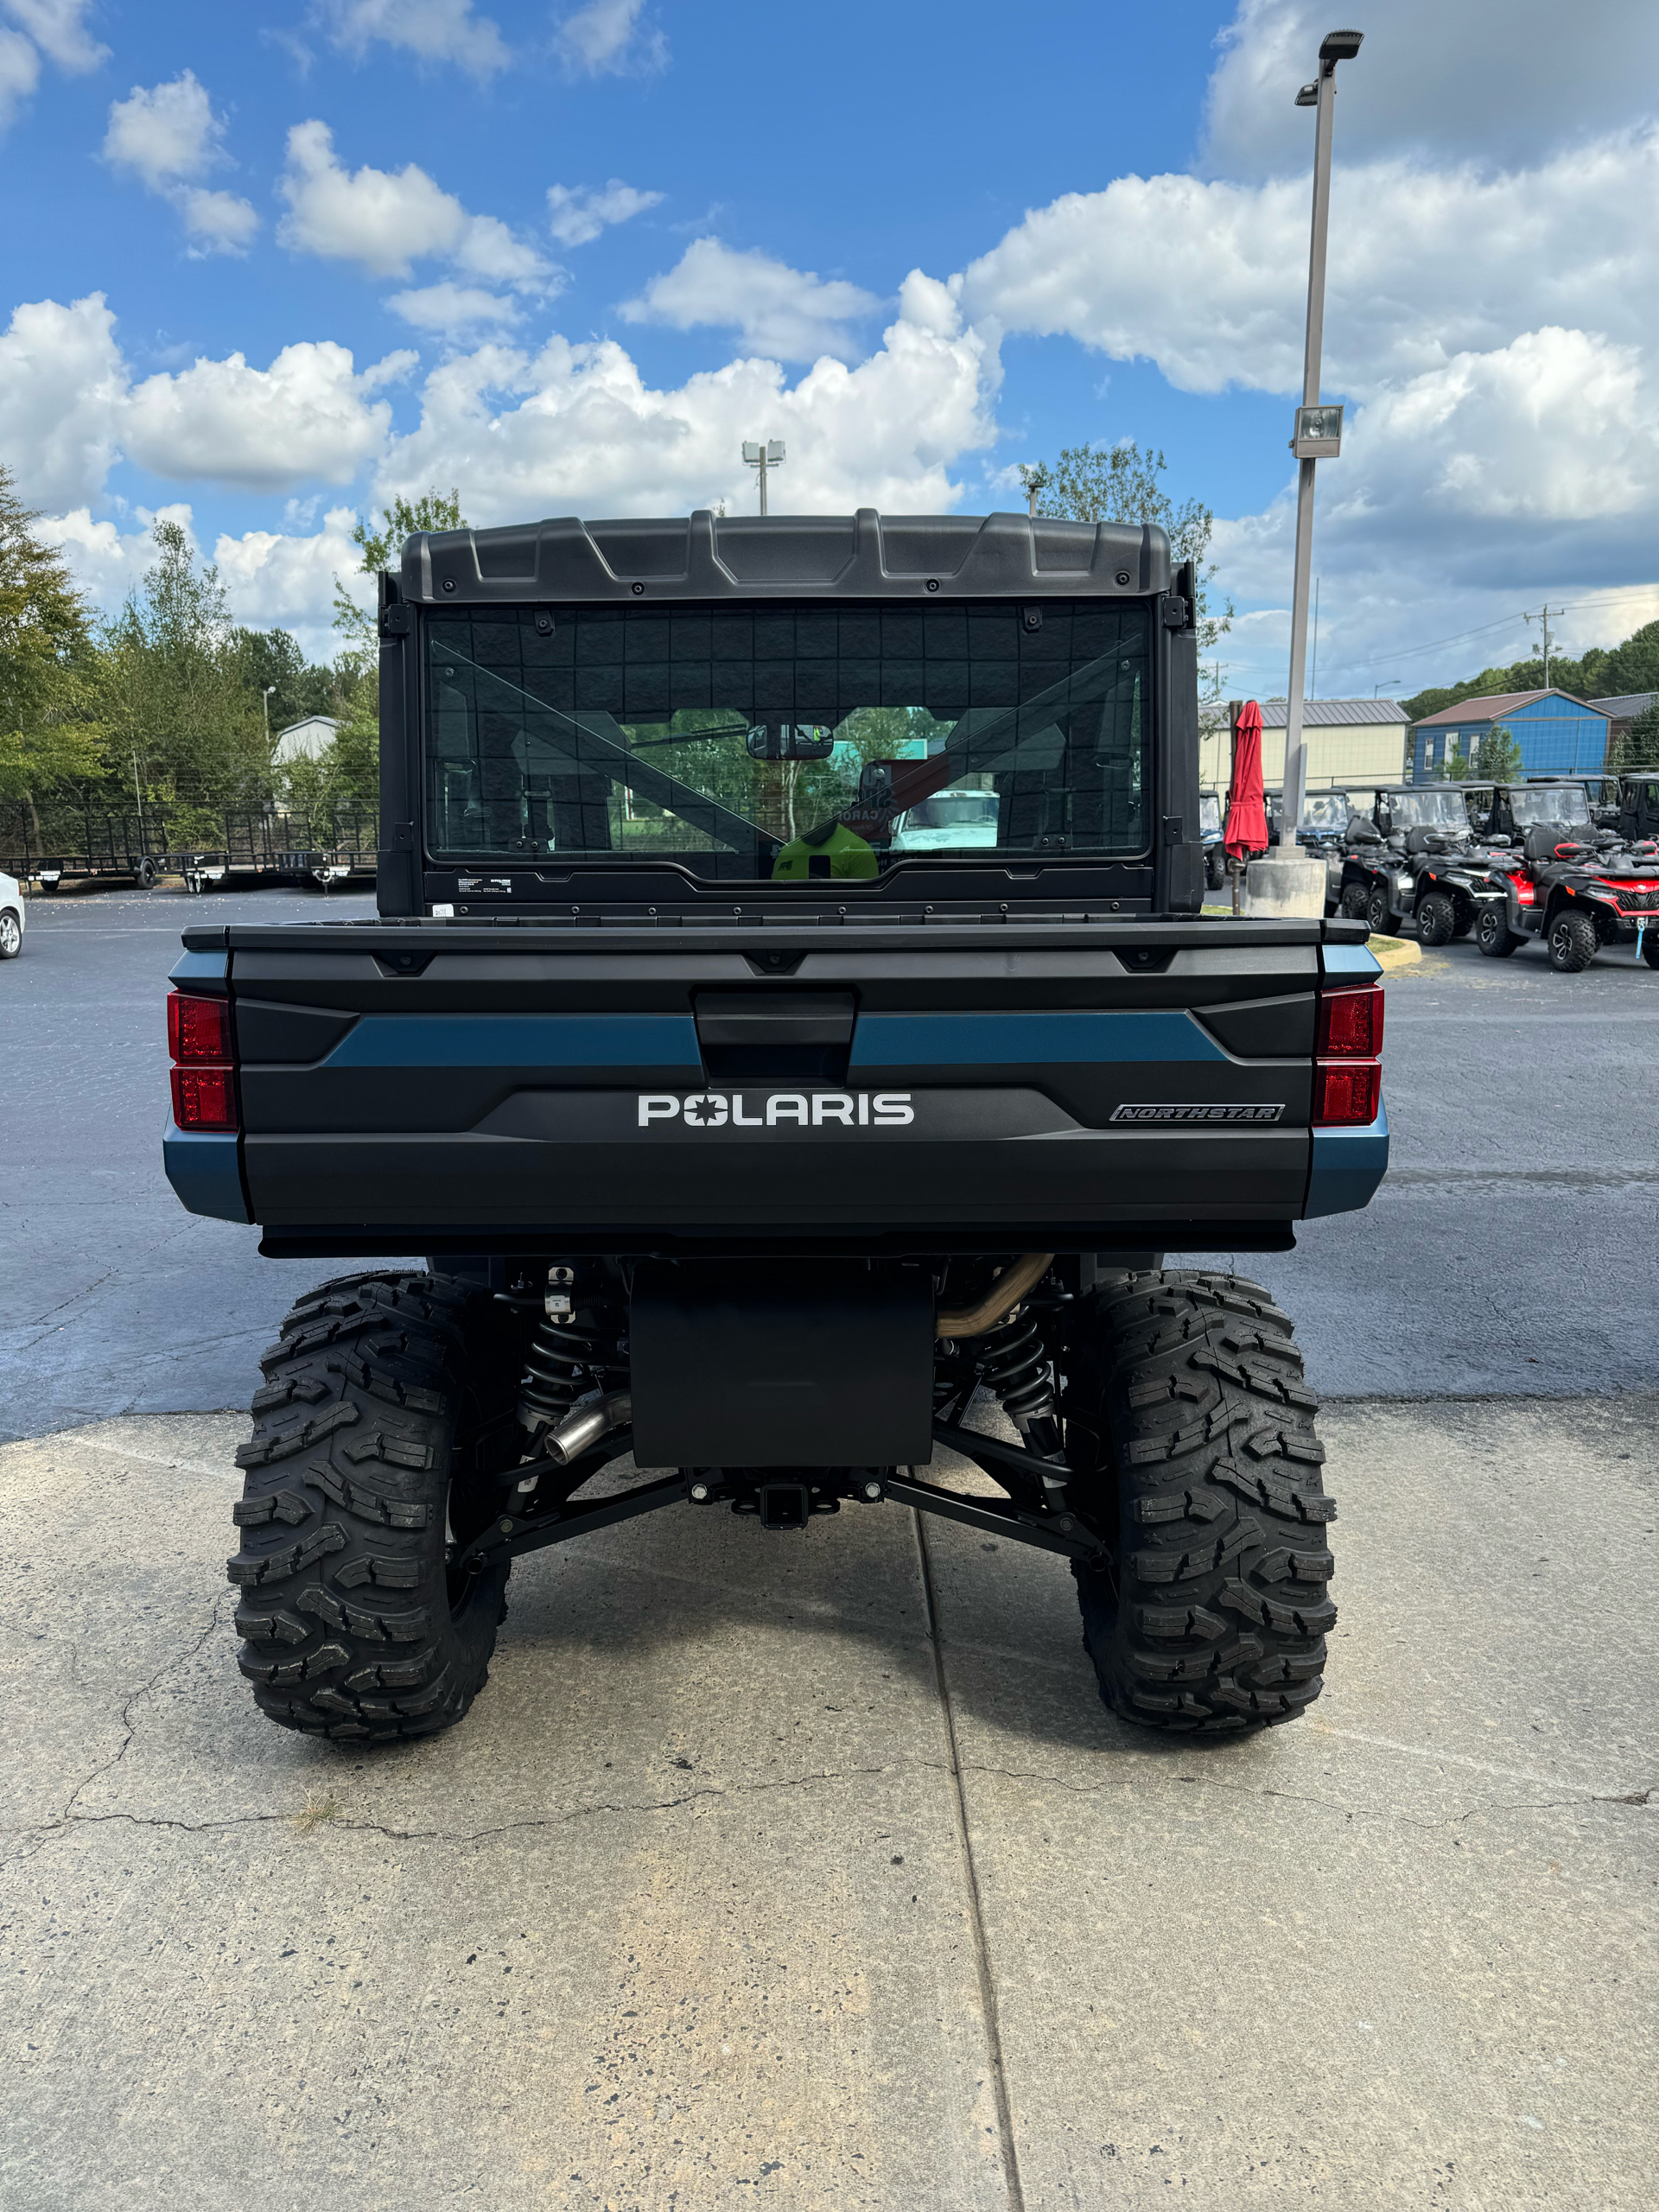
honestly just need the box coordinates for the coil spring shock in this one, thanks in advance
[517,1317,594,1443]
[978,1303,1060,1453]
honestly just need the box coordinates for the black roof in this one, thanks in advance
[397,509,1173,607]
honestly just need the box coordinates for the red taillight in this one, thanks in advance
[1514,880,1536,905]
[1316,982,1383,1058]
[168,992,232,1064]
[1314,1061,1381,1126]
[170,1065,238,1131]
[168,990,237,1130]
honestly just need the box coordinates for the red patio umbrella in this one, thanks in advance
[1224,700,1269,860]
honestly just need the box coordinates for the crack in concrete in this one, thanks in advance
[3,1758,935,1861]
[54,1588,235,1830]
[956,1757,1656,1831]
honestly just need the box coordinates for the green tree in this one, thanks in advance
[334,487,466,659]
[1476,725,1524,780]
[276,657,379,830]
[1617,696,1659,768]
[230,625,336,741]
[1020,442,1233,650]
[0,465,105,842]
[97,518,266,821]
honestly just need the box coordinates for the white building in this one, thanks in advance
[1200,699,1410,793]
[272,715,340,766]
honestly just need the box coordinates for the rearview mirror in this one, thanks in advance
[746,721,836,761]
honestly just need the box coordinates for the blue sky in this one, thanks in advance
[5,0,1659,699]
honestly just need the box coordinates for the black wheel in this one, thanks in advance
[1063,1271,1335,1735]
[1416,889,1455,945]
[1338,881,1369,919]
[1548,907,1598,973]
[1642,932,1659,969]
[0,909,20,959]
[134,857,157,891]
[1365,883,1401,935]
[1476,904,1522,958]
[229,1271,523,1741]
[1205,849,1226,891]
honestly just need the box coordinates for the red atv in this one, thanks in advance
[1473,787,1659,969]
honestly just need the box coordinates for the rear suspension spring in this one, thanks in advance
[515,1273,627,1447]
[978,1304,1060,1453]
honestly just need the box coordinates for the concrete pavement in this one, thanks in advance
[4,1397,1653,2209]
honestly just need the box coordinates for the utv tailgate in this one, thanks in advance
[171,916,1385,1253]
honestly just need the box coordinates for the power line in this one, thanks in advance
[1339,584,1659,674]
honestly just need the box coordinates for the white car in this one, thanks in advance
[0,870,23,959]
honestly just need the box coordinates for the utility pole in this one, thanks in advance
[1280,29,1363,847]
[262,685,277,752]
[742,440,785,515]
[1524,605,1565,690]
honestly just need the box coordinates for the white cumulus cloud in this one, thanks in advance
[0,293,126,509]
[276,120,554,313]
[3,0,106,71]
[387,282,526,335]
[621,238,880,365]
[103,73,258,257]
[124,341,416,492]
[0,296,418,505]
[546,178,661,247]
[959,130,1659,404]
[555,0,664,79]
[0,0,106,132]
[312,0,510,79]
[211,504,368,650]
[377,270,997,524]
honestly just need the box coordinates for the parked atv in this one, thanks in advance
[1337,784,1482,936]
[1476,816,1659,969]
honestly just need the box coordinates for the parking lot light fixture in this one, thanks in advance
[1281,28,1363,842]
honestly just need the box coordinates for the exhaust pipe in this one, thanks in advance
[935,1253,1053,1339]
[545,1392,632,1464]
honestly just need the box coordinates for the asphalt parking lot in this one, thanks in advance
[3,883,1655,2210]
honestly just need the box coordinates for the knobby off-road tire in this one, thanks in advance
[1063,1271,1336,1735]
[1548,907,1598,973]
[229,1271,520,1741]
[1338,882,1370,920]
[1477,905,1522,957]
[1416,890,1455,946]
[1642,932,1659,969]
[1365,883,1402,936]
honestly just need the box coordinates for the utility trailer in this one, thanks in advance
[173,810,380,895]
[163,509,1389,1745]
[33,809,170,893]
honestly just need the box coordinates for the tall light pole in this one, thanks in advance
[262,685,277,750]
[1281,29,1363,843]
[742,439,785,515]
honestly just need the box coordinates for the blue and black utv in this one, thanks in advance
[164,510,1387,1743]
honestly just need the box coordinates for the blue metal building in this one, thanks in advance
[1408,688,1611,780]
